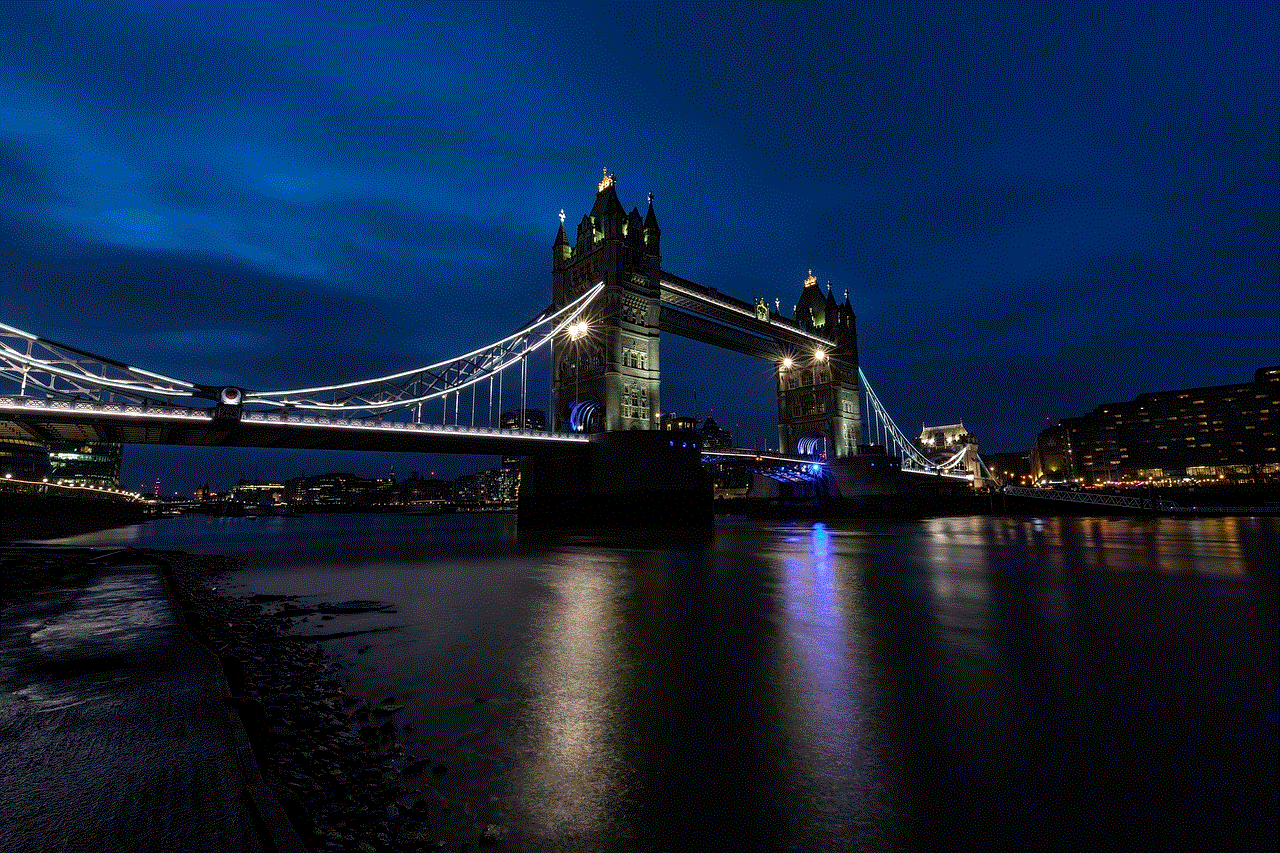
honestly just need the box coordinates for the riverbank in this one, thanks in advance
[162,551,453,851]
[0,546,454,852]
[0,546,294,852]
[0,491,153,541]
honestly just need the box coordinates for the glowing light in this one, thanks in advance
[814,348,826,362]
[781,357,793,369]
[568,398,601,432]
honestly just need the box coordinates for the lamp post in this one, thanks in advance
[569,320,588,431]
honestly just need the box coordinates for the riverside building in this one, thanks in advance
[1035,366,1280,484]
[47,441,122,489]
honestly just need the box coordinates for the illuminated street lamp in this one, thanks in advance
[781,356,793,370]
[567,319,590,429]
[813,348,826,362]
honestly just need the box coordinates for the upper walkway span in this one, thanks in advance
[658,272,833,359]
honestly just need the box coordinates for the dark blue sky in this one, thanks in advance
[2,2,1277,494]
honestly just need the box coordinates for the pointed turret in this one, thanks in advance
[839,287,857,350]
[626,206,644,248]
[576,212,594,250]
[553,209,571,266]
[590,168,626,239]
[794,269,826,331]
[643,191,661,255]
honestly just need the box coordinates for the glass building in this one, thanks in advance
[47,441,122,489]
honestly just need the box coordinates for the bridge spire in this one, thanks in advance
[553,175,661,433]
[553,209,571,265]
[644,190,661,254]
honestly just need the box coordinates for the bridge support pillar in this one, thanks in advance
[518,431,711,536]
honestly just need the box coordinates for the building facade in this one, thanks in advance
[552,171,662,433]
[776,271,861,458]
[47,441,122,489]
[0,438,51,481]
[1034,366,1280,484]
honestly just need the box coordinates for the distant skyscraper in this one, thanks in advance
[700,417,733,450]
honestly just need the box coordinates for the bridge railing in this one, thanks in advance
[3,283,605,429]
[1,322,197,406]
[1001,485,1146,508]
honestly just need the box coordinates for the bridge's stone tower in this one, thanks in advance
[776,271,862,458]
[552,170,662,433]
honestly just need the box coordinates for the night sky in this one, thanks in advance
[2,2,1277,495]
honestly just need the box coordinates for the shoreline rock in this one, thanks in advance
[160,551,442,852]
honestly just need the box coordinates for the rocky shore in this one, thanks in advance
[2,545,492,852]
[159,551,468,852]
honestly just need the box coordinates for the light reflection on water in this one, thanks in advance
[774,522,890,845]
[47,512,1279,850]
[514,550,628,844]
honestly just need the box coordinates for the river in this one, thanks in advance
[46,513,1279,851]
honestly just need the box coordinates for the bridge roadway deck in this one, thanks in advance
[0,397,590,455]
[0,397,841,469]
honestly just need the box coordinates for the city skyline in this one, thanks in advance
[2,2,1277,494]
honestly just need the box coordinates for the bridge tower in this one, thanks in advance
[552,170,662,433]
[776,272,862,458]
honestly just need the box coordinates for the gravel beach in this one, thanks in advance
[164,551,451,852]
[1,546,448,852]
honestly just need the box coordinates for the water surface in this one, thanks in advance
[52,513,1279,850]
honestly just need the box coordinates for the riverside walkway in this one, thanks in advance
[0,548,301,853]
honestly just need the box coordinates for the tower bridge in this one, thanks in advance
[551,170,863,461]
[1,171,982,530]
